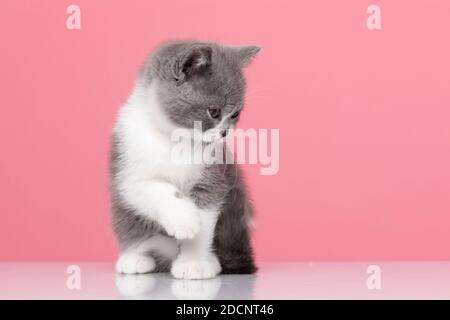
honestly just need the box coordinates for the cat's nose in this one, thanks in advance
[220,130,227,138]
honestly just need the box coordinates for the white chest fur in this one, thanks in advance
[114,82,203,194]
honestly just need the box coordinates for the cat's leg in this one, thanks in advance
[171,208,222,279]
[116,234,178,274]
[120,180,201,240]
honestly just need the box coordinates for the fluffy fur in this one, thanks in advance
[110,41,260,279]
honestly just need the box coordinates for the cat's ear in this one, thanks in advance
[173,44,212,83]
[235,45,261,67]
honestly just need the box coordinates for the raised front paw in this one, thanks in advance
[171,256,221,280]
[160,199,200,240]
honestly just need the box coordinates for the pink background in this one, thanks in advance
[1,0,449,262]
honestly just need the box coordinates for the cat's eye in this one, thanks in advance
[231,111,240,119]
[207,107,221,119]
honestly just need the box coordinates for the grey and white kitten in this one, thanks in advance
[110,41,260,279]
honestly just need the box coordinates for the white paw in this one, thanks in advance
[171,277,222,299]
[160,198,200,240]
[115,253,156,274]
[171,256,221,280]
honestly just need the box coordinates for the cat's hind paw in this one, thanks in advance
[115,253,156,274]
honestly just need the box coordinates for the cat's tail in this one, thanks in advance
[219,254,257,274]
[214,228,258,274]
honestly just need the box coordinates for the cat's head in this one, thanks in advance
[141,41,260,141]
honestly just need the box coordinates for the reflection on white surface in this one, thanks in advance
[115,274,224,300]
[0,262,449,299]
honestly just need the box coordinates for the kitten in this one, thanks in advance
[110,41,260,279]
